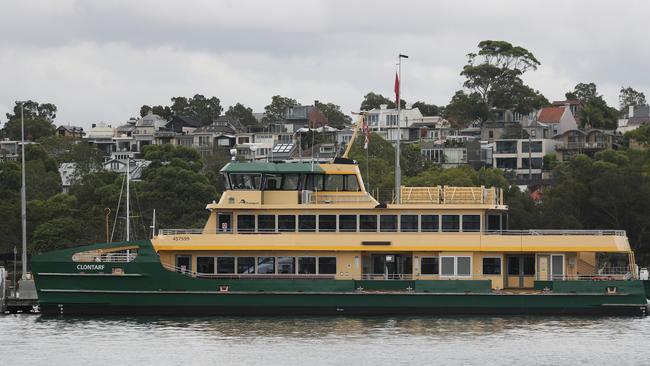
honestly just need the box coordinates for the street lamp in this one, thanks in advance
[15,100,27,280]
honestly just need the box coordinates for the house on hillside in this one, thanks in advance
[553,129,617,161]
[535,105,578,135]
[56,125,85,138]
[166,115,201,135]
[84,122,115,156]
[133,112,168,152]
[282,105,329,133]
[617,105,650,134]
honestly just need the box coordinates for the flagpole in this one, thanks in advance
[395,54,408,204]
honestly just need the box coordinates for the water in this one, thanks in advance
[2,315,650,365]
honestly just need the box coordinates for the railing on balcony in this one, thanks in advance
[361,273,413,280]
[305,191,375,204]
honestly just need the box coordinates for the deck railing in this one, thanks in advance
[305,191,375,204]
[486,229,626,236]
[157,229,627,236]
[399,186,502,205]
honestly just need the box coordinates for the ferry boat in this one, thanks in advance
[32,156,647,316]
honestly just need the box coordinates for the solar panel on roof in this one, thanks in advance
[272,143,294,153]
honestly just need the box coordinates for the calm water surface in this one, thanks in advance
[2,314,650,365]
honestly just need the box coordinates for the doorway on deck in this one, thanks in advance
[536,254,564,281]
[217,212,232,233]
[506,254,535,288]
[363,253,413,280]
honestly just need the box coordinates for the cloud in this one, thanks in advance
[1,0,648,127]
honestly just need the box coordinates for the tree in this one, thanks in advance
[3,100,57,141]
[619,86,647,112]
[359,92,406,111]
[225,103,258,127]
[412,101,442,116]
[39,136,104,179]
[566,82,619,129]
[444,90,489,125]
[625,124,650,147]
[262,95,297,125]
[139,94,222,124]
[461,40,541,109]
[315,102,352,129]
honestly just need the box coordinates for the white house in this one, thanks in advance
[535,104,578,136]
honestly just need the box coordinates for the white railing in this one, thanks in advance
[72,253,138,263]
[307,192,375,204]
[486,229,626,236]
[361,274,413,280]
[158,228,206,235]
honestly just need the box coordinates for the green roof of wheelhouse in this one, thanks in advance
[220,162,325,174]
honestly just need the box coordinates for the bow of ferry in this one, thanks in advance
[32,162,648,316]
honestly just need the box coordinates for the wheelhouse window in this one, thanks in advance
[257,257,275,274]
[420,257,439,275]
[344,175,360,191]
[339,215,357,232]
[278,215,296,232]
[282,174,300,190]
[298,215,316,232]
[230,173,262,190]
[196,257,215,274]
[462,215,481,232]
[442,215,460,232]
[305,174,324,191]
[360,215,377,232]
[487,214,502,232]
[324,175,344,191]
[318,257,337,274]
[237,257,256,274]
[400,215,418,232]
[421,215,439,232]
[380,215,398,232]
[298,257,316,274]
[237,215,255,232]
[257,215,276,232]
[217,257,235,274]
[264,174,282,190]
[318,215,337,232]
[482,257,501,275]
[277,257,295,274]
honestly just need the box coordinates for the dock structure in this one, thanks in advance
[1,269,39,314]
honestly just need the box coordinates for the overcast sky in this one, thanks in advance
[1,0,648,128]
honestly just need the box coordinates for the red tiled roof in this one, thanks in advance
[537,107,565,123]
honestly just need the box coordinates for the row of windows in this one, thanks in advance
[194,256,337,275]
[236,214,481,233]
[420,256,502,276]
[227,173,360,192]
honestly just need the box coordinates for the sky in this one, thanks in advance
[1,0,648,128]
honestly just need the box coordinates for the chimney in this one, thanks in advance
[629,105,635,118]
[380,104,388,110]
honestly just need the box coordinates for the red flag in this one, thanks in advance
[394,72,400,107]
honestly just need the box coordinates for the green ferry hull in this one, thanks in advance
[32,241,648,316]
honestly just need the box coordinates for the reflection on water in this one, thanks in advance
[2,315,649,365]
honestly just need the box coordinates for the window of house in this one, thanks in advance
[462,215,481,232]
[196,257,215,274]
[257,257,276,274]
[298,257,317,274]
[339,215,357,232]
[442,215,460,232]
[318,215,337,232]
[421,215,439,232]
[217,257,235,274]
[318,257,337,274]
[277,257,295,274]
[360,215,377,232]
[237,215,255,232]
[421,257,439,275]
[298,215,316,232]
[380,215,398,232]
[237,257,256,274]
[257,215,276,232]
[400,215,418,232]
[482,257,501,275]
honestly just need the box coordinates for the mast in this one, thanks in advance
[19,101,27,280]
[395,54,408,203]
[126,158,130,241]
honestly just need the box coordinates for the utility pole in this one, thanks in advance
[18,101,27,280]
[126,159,130,241]
[395,54,408,203]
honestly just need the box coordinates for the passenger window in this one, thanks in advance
[237,257,256,274]
[442,215,460,232]
[278,215,296,232]
[360,215,377,232]
[344,175,360,191]
[324,175,344,191]
[298,215,316,232]
[196,257,215,274]
[339,215,357,232]
[421,215,439,232]
[421,257,439,275]
[380,215,398,232]
[318,257,337,274]
[462,215,481,232]
[298,257,316,274]
[217,257,235,274]
[257,257,276,274]
[400,215,418,232]
[237,215,255,232]
[257,215,276,232]
[277,257,295,274]
[319,215,337,232]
